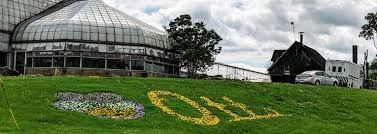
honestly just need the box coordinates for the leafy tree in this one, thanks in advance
[164,14,222,78]
[370,58,377,70]
[370,73,377,80]
[360,12,377,49]
[369,58,377,80]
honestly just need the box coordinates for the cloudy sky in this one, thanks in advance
[103,0,377,73]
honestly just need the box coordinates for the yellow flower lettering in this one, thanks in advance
[148,91,220,126]
[201,96,282,122]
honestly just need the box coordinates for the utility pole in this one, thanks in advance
[364,50,369,80]
[363,50,369,89]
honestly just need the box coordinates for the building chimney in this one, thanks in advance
[299,32,304,44]
[352,45,358,64]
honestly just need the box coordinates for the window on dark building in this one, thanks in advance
[65,52,80,57]
[130,55,143,59]
[82,58,105,68]
[27,58,33,67]
[165,65,174,74]
[173,66,179,75]
[107,59,129,70]
[66,57,80,67]
[124,60,130,70]
[153,63,164,73]
[66,43,81,51]
[53,57,64,67]
[34,57,52,67]
[131,60,144,70]
[146,56,153,60]
[0,52,6,67]
[145,62,153,72]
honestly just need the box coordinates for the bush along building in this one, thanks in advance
[0,0,179,77]
[268,33,326,83]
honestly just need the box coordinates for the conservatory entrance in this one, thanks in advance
[14,51,26,75]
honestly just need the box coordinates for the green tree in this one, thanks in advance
[369,58,377,80]
[370,58,377,70]
[360,12,377,49]
[164,14,222,78]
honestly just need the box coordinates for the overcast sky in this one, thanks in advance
[103,0,377,73]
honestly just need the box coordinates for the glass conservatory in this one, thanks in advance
[5,0,179,76]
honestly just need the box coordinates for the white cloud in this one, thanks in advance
[103,0,377,72]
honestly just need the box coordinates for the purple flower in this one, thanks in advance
[84,92,122,104]
[56,92,84,102]
[54,92,145,120]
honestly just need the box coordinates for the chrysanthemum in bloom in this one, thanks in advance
[53,92,144,120]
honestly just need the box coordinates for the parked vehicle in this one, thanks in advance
[325,60,363,88]
[295,71,339,86]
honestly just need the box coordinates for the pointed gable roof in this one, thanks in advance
[271,50,286,62]
[268,41,325,71]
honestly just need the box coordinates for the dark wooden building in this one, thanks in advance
[268,41,326,83]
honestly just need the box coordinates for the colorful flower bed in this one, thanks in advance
[53,92,144,120]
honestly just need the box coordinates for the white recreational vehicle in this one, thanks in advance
[325,60,363,88]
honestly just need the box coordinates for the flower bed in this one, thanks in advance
[54,92,144,120]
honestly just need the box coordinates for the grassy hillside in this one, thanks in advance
[1,76,377,133]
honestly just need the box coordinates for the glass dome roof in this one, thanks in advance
[12,0,170,49]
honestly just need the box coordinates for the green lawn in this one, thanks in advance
[1,76,377,133]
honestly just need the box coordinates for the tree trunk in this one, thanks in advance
[187,61,197,78]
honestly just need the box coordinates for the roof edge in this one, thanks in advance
[268,41,326,71]
[11,0,78,42]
